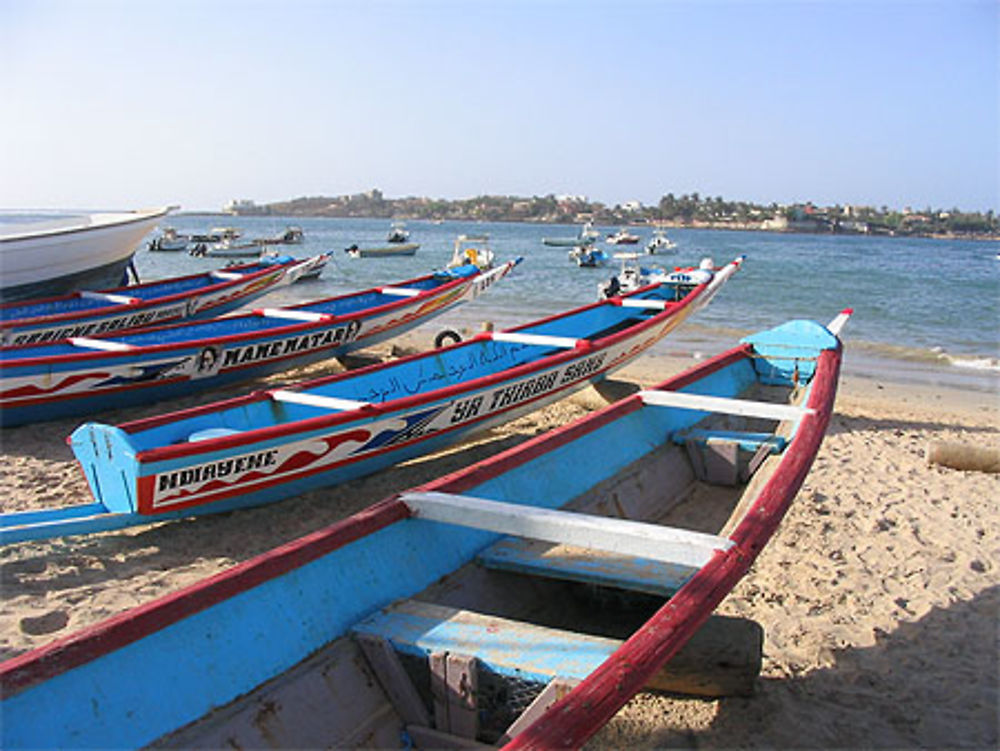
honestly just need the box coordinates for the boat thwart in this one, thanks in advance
[0,304,847,750]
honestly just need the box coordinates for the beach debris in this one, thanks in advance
[926,441,1000,473]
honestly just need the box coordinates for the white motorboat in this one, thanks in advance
[0,207,171,302]
[646,226,677,254]
[605,228,641,245]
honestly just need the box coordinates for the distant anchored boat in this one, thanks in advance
[0,207,172,302]
[542,221,600,247]
[345,242,420,258]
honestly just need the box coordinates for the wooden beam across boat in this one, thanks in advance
[400,491,732,570]
[638,389,814,421]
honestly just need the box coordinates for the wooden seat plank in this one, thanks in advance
[400,491,731,570]
[268,390,370,411]
[351,599,761,698]
[638,389,812,421]
[491,332,581,349]
[477,537,698,597]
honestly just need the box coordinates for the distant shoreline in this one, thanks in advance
[176,210,1000,242]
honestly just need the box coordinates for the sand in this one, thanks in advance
[1,335,997,749]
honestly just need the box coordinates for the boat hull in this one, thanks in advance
[0,310,844,751]
[0,261,517,427]
[0,208,171,302]
[0,256,321,347]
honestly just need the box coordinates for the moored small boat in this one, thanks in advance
[0,256,740,542]
[568,245,610,267]
[646,226,677,253]
[387,221,410,243]
[0,304,847,750]
[606,227,641,245]
[0,207,172,302]
[0,254,327,347]
[147,227,190,252]
[542,221,599,247]
[345,242,420,258]
[0,260,519,428]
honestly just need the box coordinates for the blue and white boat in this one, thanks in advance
[0,256,741,543]
[0,305,848,751]
[0,260,519,428]
[0,254,327,347]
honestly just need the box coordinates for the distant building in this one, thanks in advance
[224,199,260,215]
[621,200,643,213]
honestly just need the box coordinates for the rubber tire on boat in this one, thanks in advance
[434,329,462,349]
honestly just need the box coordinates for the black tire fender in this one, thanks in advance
[434,329,462,349]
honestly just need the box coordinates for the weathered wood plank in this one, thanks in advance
[477,538,698,597]
[401,491,731,569]
[498,677,578,744]
[353,600,762,698]
[355,633,430,727]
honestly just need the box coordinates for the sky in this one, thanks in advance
[2,0,997,213]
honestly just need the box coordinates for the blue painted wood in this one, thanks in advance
[2,516,488,750]
[352,600,620,685]
[0,505,142,545]
[670,429,787,454]
[477,537,698,596]
[741,319,839,385]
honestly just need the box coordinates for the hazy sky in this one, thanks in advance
[2,0,997,212]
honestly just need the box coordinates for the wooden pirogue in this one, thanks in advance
[0,256,741,543]
[0,304,850,751]
[0,253,327,347]
[0,258,519,427]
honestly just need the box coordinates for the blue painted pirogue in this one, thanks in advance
[0,256,742,543]
[0,259,519,427]
[0,306,849,750]
[0,253,328,347]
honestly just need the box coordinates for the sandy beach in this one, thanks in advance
[1,332,997,749]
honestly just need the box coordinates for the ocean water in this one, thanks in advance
[4,213,998,393]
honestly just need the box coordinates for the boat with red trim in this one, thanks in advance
[0,256,741,542]
[0,254,327,347]
[0,303,848,751]
[0,259,519,428]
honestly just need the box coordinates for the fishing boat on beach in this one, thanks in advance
[0,207,172,302]
[0,254,327,347]
[0,256,741,543]
[0,260,520,428]
[0,305,847,751]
